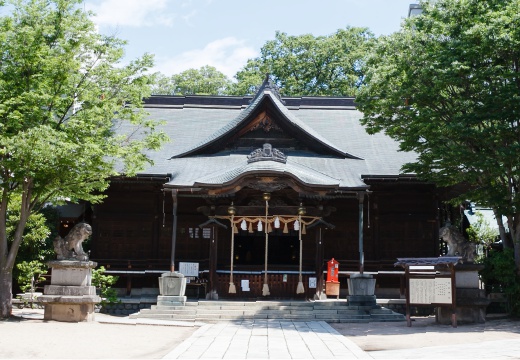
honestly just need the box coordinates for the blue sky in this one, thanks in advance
[84,0,417,79]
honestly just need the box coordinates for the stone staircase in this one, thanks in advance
[129,299,406,323]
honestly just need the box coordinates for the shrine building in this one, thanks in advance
[85,77,444,299]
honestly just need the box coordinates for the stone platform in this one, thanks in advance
[130,299,405,323]
[38,260,101,322]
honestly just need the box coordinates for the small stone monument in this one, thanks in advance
[157,271,187,306]
[38,223,101,322]
[437,225,489,324]
[347,273,377,308]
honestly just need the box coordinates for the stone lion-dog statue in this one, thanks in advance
[439,225,477,263]
[53,222,92,261]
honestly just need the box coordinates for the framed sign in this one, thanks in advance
[179,262,199,277]
[409,277,452,304]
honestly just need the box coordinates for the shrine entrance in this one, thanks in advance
[234,233,299,266]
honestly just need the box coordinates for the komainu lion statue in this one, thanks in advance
[439,225,476,263]
[53,222,92,261]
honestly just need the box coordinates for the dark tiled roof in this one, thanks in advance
[119,92,417,189]
[171,89,358,159]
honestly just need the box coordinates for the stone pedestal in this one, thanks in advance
[158,272,186,306]
[38,261,101,322]
[347,273,376,296]
[436,263,490,324]
[347,273,378,308]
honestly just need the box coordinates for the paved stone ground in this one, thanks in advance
[332,316,520,359]
[163,320,370,359]
[3,308,520,359]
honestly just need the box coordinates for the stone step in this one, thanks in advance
[338,309,367,315]
[128,299,406,323]
[369,308,394,314]
[150,305,187,311]
[140,308,197,315]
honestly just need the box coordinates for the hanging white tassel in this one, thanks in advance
[229,282,236,294]
[257,220,263,232]
[241,219,247,231]
[296,281,305,294]
[262,283,270,296]
[274,216,280,228]
[294,219,300,231]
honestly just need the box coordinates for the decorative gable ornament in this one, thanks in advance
[250,74,285,105]
[247,143,287,164]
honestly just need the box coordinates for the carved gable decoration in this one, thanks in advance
[250,114,281,133]
[247,143,287,164]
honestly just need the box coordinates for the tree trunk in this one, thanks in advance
[494,209,511,248]
[0,268,13,319]
[515,241,520,275]
[513,216,520,274]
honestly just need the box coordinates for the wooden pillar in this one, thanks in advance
[315,227,325,299]
[358,192,365,274]
[170,190,178,272]
[208,225,219,299]
[151,188,161,259]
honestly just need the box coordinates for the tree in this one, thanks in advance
[356,0,520,269]
[150,66,232,96]
[0,0,168,318]
[228,27,375,96]
[9,201,58,294]
[226,59,265,96]
[173,66,231,95]
[149,72,177,96]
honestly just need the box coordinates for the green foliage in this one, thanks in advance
[9,200,57,292]
[226,59,266,96]
[480,249,520,316]
[151,66,232,95]
[0,0,167,317]
[9,204,59,263]
[356,0,520,267]
[465,211,498,246]
[16,260,47,293]
[150,72,178,95]
[92,266,119,305]
[228,27,375,96]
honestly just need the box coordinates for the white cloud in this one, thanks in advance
[152,37,258,79]
[87,0,175,27]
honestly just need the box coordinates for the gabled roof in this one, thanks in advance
[171,77,362,159]
[118,81,418,192]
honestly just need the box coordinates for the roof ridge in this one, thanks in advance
[250,74,285,105]
[170,81,362,160]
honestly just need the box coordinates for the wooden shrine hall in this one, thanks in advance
[87,77,443,299]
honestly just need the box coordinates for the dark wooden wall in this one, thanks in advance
[90,179,440,295]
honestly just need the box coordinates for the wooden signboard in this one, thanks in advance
[395,257,460,328]
[409,277,452,304]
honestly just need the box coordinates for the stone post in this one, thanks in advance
[38,260,101,322]
[157,271,187,306]
[347,273,377,307]
[436,263,490,324]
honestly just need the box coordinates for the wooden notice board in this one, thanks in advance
[395,257,460,328]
